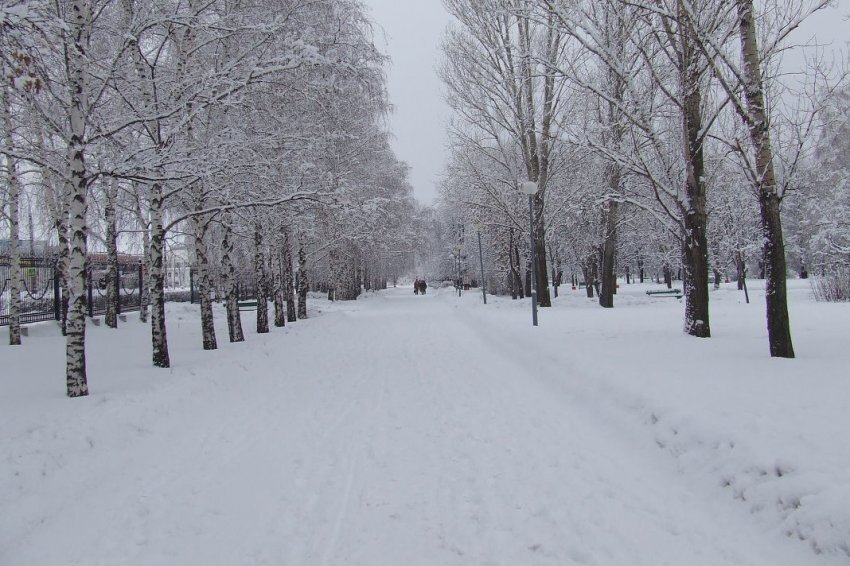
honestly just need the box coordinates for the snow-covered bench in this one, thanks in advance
[646,289,682,299]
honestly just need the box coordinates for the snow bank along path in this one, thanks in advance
[1,285,845,565]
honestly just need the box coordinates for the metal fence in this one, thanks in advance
[0,257,59,326]
[1,256,260,327]
[1,256,199,327]
[86,258,143,318]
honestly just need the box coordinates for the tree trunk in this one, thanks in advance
[329,247,344,301]
[283,227,297,322]
[297,237,308,319]
[2,86,21,345]
[678,3,711,339]
[353,259,363,300]
[735,251,746,290]
[65,146,88,397]
[45,176,70,335]
[192,213,217,349]
[682,224,710,337]
[598,9,625,309]
[680,85,711,335]
[104,178,119,329]
[760,195,793,355]
[149,182,170,368]
[220,214,243,342]
[273,248,286,327]
[139,219,150,324]
[599,200,618,308]
[737,0,794,357]
[254,227,269,334]
[132,187,150,323]
[533,196,551,306]
[64,0,92,397]
[56,215,71,335]
[583,256,595,298]
[34,121,68,334]
[509,230,520,299]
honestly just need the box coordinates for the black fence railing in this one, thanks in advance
[86,258,143,318]
[1,256,207,327]
[0,257,59,326]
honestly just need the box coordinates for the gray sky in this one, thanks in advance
[781,3,848,73]
[363,0,453,205]
[363,1,847,206]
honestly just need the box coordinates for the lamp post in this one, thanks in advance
[521,181,539,326]
[474,222,487,304]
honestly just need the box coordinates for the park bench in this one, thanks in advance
[238,300,258,311]
[646,289,682,299]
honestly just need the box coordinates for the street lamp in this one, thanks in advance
[521,181,539,326]
[473,222,487,304]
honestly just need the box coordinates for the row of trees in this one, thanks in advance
[437,0,847,358]
[1,0,418,397]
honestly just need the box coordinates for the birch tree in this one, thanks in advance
[1,84,22,345]
[63,0,94,397]
[2,3,56,345]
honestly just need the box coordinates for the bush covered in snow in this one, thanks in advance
[811,268,850,302]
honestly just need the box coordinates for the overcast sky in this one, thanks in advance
[363,0,453,205]
[363,2,848,206]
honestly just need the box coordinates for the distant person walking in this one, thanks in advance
[413,278,427,295]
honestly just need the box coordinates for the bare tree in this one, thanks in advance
[1,84,22,345]
[545,0,727,336]
[678,0,834,356]
[442,0,569,307]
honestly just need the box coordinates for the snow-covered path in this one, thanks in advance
[1,286,842,565]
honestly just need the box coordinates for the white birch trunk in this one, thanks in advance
[192,211,217,350]
[2,85,22,345]
[120,0,167,353]
[220,212,243,342]
[149,182,170,367]
[64,0,91,397]
[254,227,269,334]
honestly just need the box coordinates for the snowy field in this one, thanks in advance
[1,280,849,565]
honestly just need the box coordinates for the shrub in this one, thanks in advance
[811,267,850,302]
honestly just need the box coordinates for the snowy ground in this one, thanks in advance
[1,279,848,565]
